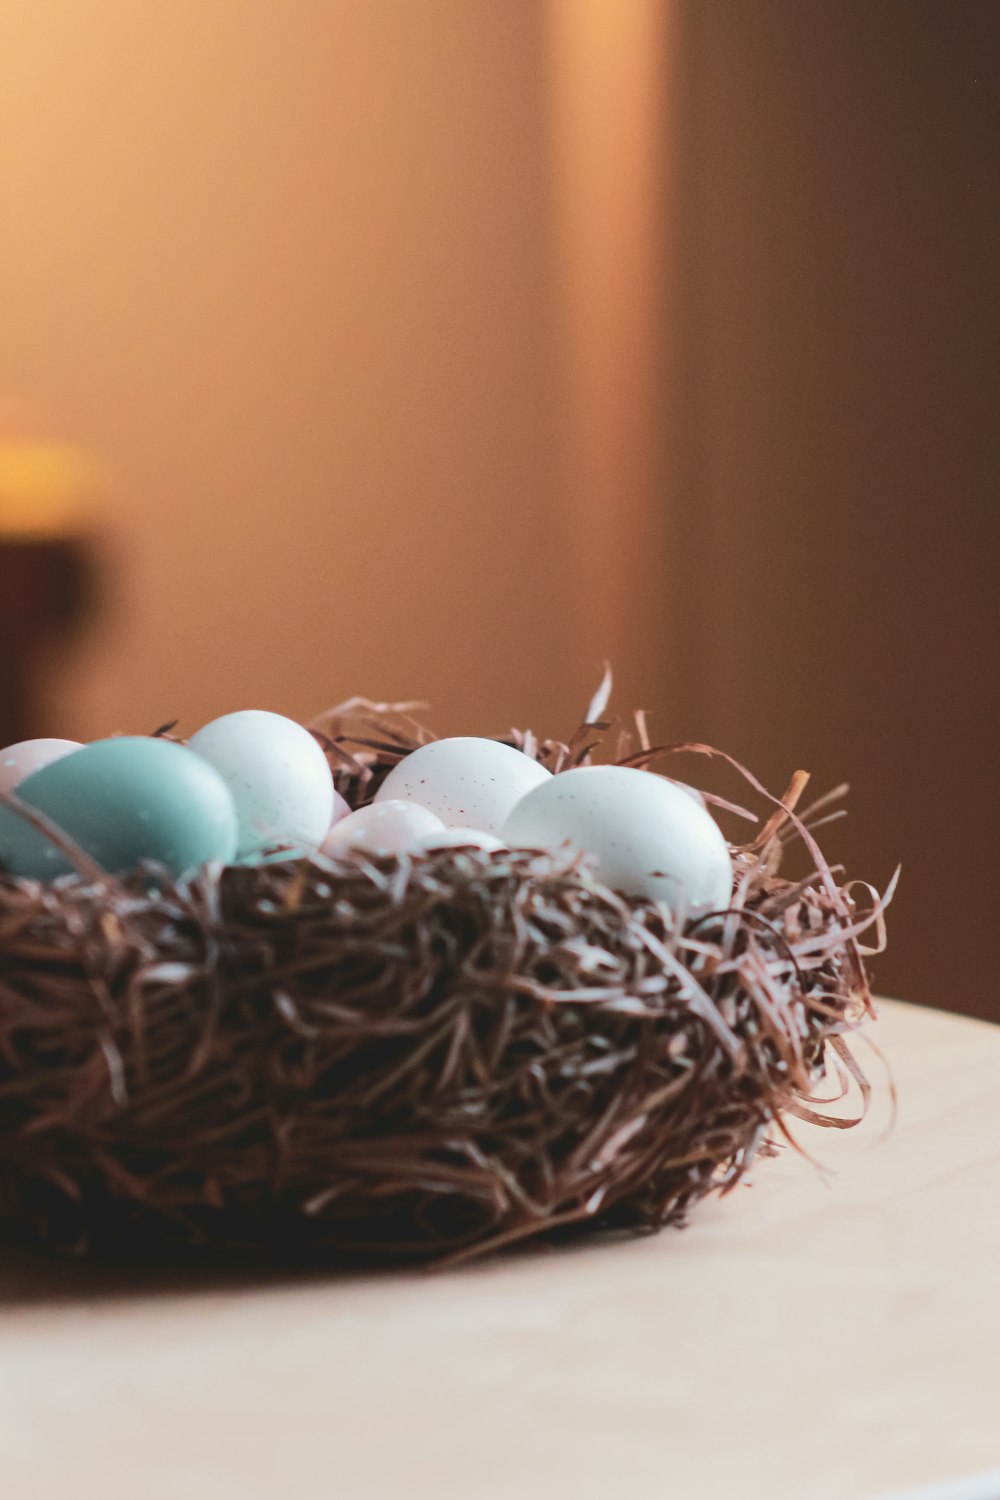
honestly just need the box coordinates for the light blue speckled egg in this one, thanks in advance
[0,736,238,880]
[188,710,334,861]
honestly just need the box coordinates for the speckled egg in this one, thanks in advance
[374,737,551,834]
[0,739,82,796]
[322,800,445,858]
[188,710,334,861]
[409,827,506,853]
[503,764,733,918]
[0,736,238,879]
[329,788,353,827]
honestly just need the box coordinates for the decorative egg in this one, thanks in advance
[330,788,353,826]
[374,737,551,834]
[675,781,707,807]
[0,736,238,879]
[312,789,356,859]
[409,827,506,853]
[0,738,82,796]
[188,710,334,860]
[322,800,445,857]
[503,764,733,918]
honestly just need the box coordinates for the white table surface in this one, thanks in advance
[1,998,998,1500]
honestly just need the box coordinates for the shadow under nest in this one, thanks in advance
[0,687,892,1266]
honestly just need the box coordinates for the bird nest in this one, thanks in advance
[0,684,892,1266]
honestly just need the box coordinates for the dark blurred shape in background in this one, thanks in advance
[0,411,100,741]
[664,1,1000,1020]
[0,1,996,1016]
[0,537,95,744]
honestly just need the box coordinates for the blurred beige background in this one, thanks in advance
[1,0,997,1016]
[0,2,584,735]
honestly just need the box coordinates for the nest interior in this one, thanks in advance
[0,687,892,1265]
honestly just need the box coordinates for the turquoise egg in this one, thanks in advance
[0,736,238,880]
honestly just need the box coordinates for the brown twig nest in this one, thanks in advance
[0,683,893,1265]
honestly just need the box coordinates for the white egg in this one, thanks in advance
[503,764,732,918]
[188,710,334,860]
[374,737,551,834]
[674,780,707,807]
[322,800,445,857]
[409,826,506,853]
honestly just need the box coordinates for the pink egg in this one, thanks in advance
[316,789,354,853]
[0,739,83,797]
[321,800,445,858]
[410,827,506,853]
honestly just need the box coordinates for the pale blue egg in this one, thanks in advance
[188,710,334,861]
[0,736,238,879]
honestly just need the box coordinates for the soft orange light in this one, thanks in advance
[0,441,102,539]
[548,0,674,694]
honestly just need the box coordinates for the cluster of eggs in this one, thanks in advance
[0,713,339,879]
[0,721,733,919]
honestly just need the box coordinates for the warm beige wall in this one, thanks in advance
[1,0,600,741]
[547,0,675,713]
[6,1,988,1019]
[671,1,999,1015]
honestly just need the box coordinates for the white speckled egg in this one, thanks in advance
[0,739,82,796]
[188,710,334,860]
[503,764,732,918]
[409,826,506,853]
[322,800,445,858]
[674,781,707,807]
[374,738,551,834]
